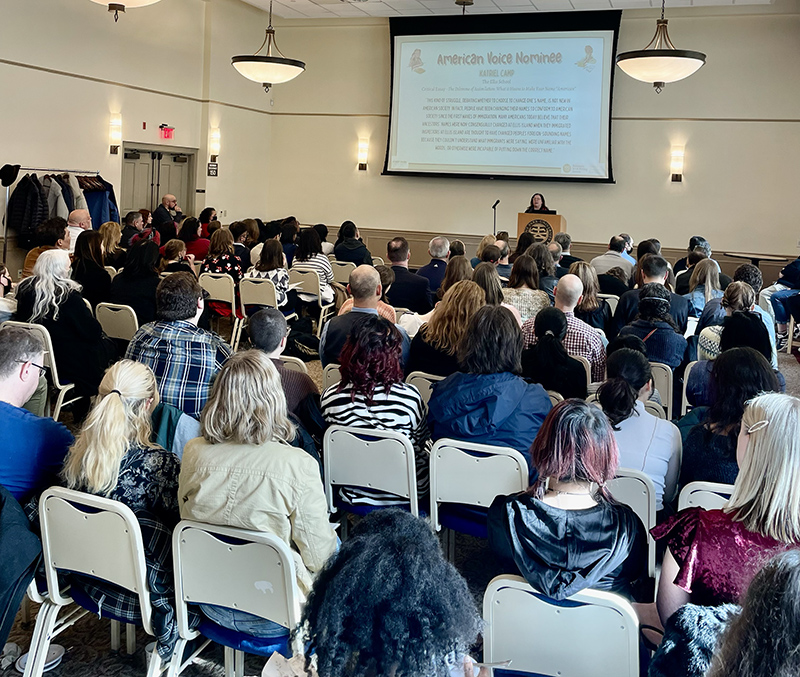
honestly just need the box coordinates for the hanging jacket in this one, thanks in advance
[42,175,69,219]
[6,174,48,247]
[53,175,74,212]
[66,173,88,210]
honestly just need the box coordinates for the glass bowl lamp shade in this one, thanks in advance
[89,0,162,21]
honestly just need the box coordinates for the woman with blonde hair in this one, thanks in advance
[570,260,613,336]
[99,220,126,269]
[61,359,181,663]
[407,280,485,377]
[684,258,723,317]
[159,238,196,275]
[698,281,758,361]
[180,350,337,635]
[502,254,550,323]
[470,234,497,268]
[653,392,800,625]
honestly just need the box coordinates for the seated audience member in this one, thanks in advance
[228,221,250,271]
[598,349,681,511]
[489,399,648,601]
[0,264,15,323]
[480,244,501,266]
[526,243,559,302]
[22,217,70,279]
[385,237,433,315]
[619,233,636,265]
[178,217,210,260]
[120,210,144,248]
[292,227,335,306]
[570,261,613,336]
[66,209,92,254]
[126,272,233,418]
[707,550,800,677]
[407,280,485,378]
[248,220,282,266]
[109,240,162,325]
[298,509,482,677]
[606,334,664,406]
[428,305,551,480]
[15,250,113,403]
[321,316,429,505]
[415,236,450,296]
[333,220,372,266]
[675,243,731,296]
[470,234,496,268]
[501,254,551,323]
[679,347,779,487]
[159,239,196,276]
[197,207,216,239]
[448,239,466,258]
[71,229,111,308]
[614,254,690,334]
[179,350,336,622]
[0,327,73,502]
[321,266,409,367]
[598,266,631,297]
[759,254,800,325]
[521,307,588,400]
[339,264,396,322]
[770,272,800,352]
[281,219,300,267]
[653,392,800,626]
[555,232,581,268]
[674,235,716,275]
[248,308,319,415]
[59,359,181,663]
[590,235,635,279]
[618,283,687,369]
[245,238,294,310]
[509,231,535,265]
[698,283,757,361]
[313,223,334,256]
[684,258,724,317]
[131,208,161,246]
[495,239,512,278]
[547,242,569,278]
[200,228,243,317]
[473,262,522,326]
[437,255,473,300]
[153,196,180,240]
[522,274,606,382]
[100,220,126,270]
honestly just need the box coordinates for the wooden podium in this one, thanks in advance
[517,213,567,245]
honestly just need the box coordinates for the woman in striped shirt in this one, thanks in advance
[291,227,335,305]
[321,315,429,506]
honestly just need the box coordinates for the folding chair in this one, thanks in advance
[678,481,734,511]
[278,356,308,375]
[95,303,139,342]
[199,273,241,341]
[405,371,445,405]
[372,257,385,266]
[483,575,639,677]
[643,400,667,419]
[330,261,356,285]
[168,521,303,677]
[24,487,169,677]
[650,362,673,419]
[322,364,341,391]
[233,277,298,350]
[104,266,118,279]
[597,293,619,315]
[681,361,698,417]
[546,390,564,406]
[1,321,85,421]
[288,269,335,338]
[607,468,657,581]
[573,354,593,388]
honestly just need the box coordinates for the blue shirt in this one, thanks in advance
[0,401,73,502]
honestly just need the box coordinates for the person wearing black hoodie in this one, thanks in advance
[333,221,372,266]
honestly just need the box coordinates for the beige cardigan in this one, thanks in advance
[178,437,338,595]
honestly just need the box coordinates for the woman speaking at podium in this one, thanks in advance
[525,193,555,214]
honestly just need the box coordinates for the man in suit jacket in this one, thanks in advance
[614,254,690,334]
[385,237,433,315]
[416,236,449,295]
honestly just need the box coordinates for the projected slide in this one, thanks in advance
[386,31,615,180]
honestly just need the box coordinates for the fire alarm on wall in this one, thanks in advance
[159,123,175,140]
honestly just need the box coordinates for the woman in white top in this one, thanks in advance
[501,254,551,323]
[598,348,681,512]
[698,281,756,362]
[291,227,334,305]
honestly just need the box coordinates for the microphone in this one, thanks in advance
[492,199,500,209]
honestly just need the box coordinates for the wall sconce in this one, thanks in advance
[670,145,684,182]
[357,139,368,171]
[109,113,122,154]
[209,128,221,162]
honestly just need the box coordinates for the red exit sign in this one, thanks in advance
[159,125,175,140]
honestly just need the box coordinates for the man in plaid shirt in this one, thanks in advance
[126,273,232,418]
[522,274,606,383]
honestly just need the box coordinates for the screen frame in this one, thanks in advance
[383,11,621,184]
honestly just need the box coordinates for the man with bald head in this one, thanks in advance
[66,209,92,253]
[521,273,606,382]
[152,193,182,241]
[319,265,410,367]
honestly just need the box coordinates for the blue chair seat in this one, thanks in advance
[69,584,142,626]
[197,619,291,658]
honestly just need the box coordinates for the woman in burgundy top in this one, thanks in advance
[653,392,800,626]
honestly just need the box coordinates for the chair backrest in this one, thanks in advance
[95,302,139,341]
[239,277,279,311]
[594,327,607,340]
[326,253,337,262]
[288,269,323,306]
[330,260,356,285]
[678,481,734,511]
[38,487,154,634]
[546,390,564,406]
[199,272,237,309]
[643,400,667,419]
[483,575,639,677]
[405,371,445,405]
[172,520,302,651]
[279,356,309,375]
[598,293,619,314]
[323,425,418,516]
[104,266,118,279]
[372,256,385,267]
[607,468,657,577]
[1,320,68,389]
[394,307,411,321]
[322,363,342,391]
[681,360,698,417]
[429,439,528,532]
[650,362,673,419]
[573,354,593,387]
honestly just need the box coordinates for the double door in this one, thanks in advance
[120,146,195,215]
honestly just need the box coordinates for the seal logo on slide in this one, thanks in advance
[575,45,596,71]
[524,220,554,244]
[409,48,425,74]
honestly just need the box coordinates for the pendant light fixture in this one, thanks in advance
[231,0,305,93]
[616,0,706,93]
[89,0,162,22]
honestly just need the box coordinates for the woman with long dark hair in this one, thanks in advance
[489,399,648,600]
[525,243,558,302]
[109,240,162,324]
[502,254,550,323]
[509,232,535,264]
[71,229,111,308]
[178,216,210,260]
[245,238,293,309]
[291,227,335,305]
[525,192,550,213]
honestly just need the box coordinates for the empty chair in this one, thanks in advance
[330,260,356,285]
[95,303,139,342]
[678,481,734,511]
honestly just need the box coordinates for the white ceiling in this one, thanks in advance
[242,0,772,20]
